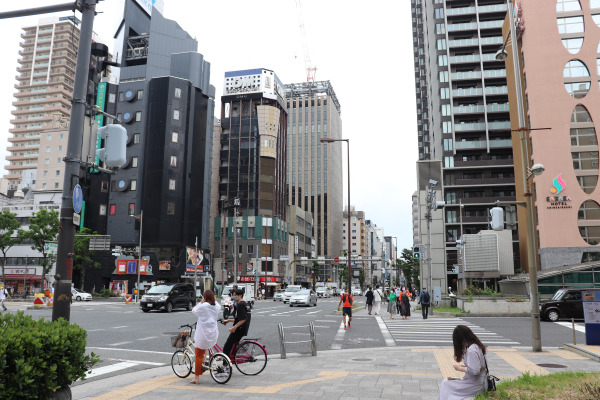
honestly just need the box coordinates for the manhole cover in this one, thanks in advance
[351,358,373,362]
[537,363,567,368]
[376,363,398,367]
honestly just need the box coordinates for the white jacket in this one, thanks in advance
[192,301,221,350]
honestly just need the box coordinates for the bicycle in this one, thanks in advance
[170,323,232,384]
[215,319,268,375]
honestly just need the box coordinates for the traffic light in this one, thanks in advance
[96,124,127,168]
[413,246,420,259]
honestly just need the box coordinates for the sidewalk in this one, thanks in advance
[72,342,600,400]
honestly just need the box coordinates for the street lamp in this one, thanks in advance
[130,210,143,302]
[496,0,542,352]
[320,137,351,293]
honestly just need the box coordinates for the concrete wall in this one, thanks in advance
[457,296,530,314]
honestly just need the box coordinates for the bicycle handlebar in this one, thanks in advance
[179,322,197,329]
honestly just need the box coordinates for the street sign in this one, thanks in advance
[44,242,58,255]
[73,184,83,213]
[334,257,339,263]
[73,212,81,226]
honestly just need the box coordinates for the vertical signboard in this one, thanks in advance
[93,82,107,170]
[582,290,600,345]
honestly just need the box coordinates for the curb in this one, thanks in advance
[564,343,600,362]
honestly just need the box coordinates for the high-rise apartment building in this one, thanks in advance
[412,0,520,285]
[342,206,366,257]
[285,81,343,261]
[6,17,81,190]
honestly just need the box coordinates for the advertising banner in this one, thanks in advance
[117,260,127,274]
[159,261,171,271]
[582,290,600,345]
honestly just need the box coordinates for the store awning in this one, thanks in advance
[3,275,42,281]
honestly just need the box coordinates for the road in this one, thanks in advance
[5,296,589,385]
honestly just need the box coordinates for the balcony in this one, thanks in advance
[479,4,508,13]
[447,22,478,32]
[454,159,514,167]
[453,88,483,97]
[454,122,486,132]
[479,20,504,29]
[455,177,515,186]
[446,6,476,16]
[452,71,482,81]
[485,86,508,95]
[487,103,510,112]
[450,54,480,64]
[454,105,485,114]
[449,38,479,48]
[460,196,515,204]
[488,121,511,130]
[484,69,507,78]
[455,139,512,150]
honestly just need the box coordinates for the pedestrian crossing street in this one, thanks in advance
[382,316,519,346]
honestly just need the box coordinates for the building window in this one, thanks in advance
[47,134,52,141]
[134,133,140,144]
[43,171,47,177]
[128,203,135,216]
[132,156,138,168]
[42,183,47,189]
[137,90,143,100]
[109,204,116,215]
[99,205,107,215]
[54,183,59,189]
[167,202,175,215]
[135,111,142,122]
[174,87,181,98]
[101,181,108,192]
[46,146,50,153]
[173,109,180,120]
[169,179,176,190]
[57,158,61,164]
[172,132,178,143]
[108,93,116,103]
[170,156,177,167]
[130,180,137,191]
[45,158,49,165]
[59,133,64,140]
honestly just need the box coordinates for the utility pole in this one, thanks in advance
[233,198,239,284]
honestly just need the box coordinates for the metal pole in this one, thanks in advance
[136,210,143,302]
[52,0,97,322]
[194,236,198,298]
[507,0,542,352]
[0,2,78,19]
[23,256,28,298]
[346,140,351,294]
[278,323,286,359]
[233,205,237,284]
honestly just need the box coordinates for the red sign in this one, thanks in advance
[334,257,339,263]
[238,276,282,283]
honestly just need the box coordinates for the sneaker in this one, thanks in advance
[344,326,347,330]
[348,322,351,328]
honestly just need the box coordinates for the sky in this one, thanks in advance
[0,0,418,250]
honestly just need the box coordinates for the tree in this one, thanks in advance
[0,210,24,283]
[73,228,101,290]
[337,264,347,287]
[311,261,320,290]
[23,209,59,285]
[398,248,420,290]
[358,268,365,289]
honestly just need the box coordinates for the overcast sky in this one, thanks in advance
[0,0,418,250]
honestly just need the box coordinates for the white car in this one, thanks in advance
[72,289,92,301]
[351,288,362,296]
[315,287,331,298]
[282,285,302,303]
[289,289,317,307]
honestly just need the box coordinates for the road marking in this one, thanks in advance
[112,325,129,329]
[87,347,173,355]
[306,310,320,314]
[136,336,157,341]
[91,374,176,399]
[494,351,549,375]
[109,341,132,346]
[87,328,106,332]
[555,321,586,333]
[331,321,346,350]
[86,361,138,379]
[107,358,164,366]
[375,316,396,347]
[315,319,337,322]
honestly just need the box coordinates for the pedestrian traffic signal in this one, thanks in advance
[96,124,127,168]
[413,246,420,259]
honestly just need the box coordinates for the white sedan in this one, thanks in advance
[72,289,92,301]
[316,287,331,298]
[351,288,362,296]
[289,289,317,307]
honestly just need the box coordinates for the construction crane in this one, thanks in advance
[295,0,317,83]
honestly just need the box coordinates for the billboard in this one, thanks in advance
[223,68,285,105]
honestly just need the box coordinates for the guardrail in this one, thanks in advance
[278,322,317,359]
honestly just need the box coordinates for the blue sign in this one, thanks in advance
[73,184,83,214]
[127,261,137,274]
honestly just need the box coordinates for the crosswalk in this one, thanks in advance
[382,316,519,346]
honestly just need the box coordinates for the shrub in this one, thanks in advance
[0,311,99,399]
[92,288,119,298]
[460,285,502,297]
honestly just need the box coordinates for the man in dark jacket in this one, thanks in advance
[365,286,374,315]
[419,288,431,319]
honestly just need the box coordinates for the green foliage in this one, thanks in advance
[93,288,119,298]
[358,268,365,288]
[74,228,102,290]
[23,209,59,279]
[460,285,502,296]
[398,248,420,289]
[0,209,24,281]
[311,261,320,290]
[0,312,99,399]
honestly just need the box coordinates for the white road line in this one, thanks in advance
[108,341,132,346]
[87,347,173,355]
[136,336,157,341]
[86,361,138,379]
[331,321,347,350]
[86,328,106,332]
[107,358,164,366]
[555,321,586,333]
[111,325,128,329]
[306,310,320,314]
[376,316,396,347]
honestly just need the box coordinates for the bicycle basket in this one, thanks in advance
[171,332,188,348]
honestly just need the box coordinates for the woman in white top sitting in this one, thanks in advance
[190,289,221,384]
[439,325,487,400]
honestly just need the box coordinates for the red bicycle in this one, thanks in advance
[211,324,268,376]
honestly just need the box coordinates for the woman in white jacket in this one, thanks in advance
[190,289,221,384]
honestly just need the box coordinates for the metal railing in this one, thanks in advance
[278,322,317,359]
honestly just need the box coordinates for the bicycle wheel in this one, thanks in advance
[209,353,232,384]
[234,341,268,375]
[171,350,192,378]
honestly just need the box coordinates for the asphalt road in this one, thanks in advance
[6,296,589,385]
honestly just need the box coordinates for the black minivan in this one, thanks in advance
[540,288,600,322]
[140,283,196,313]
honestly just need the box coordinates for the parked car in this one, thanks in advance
[273,289,286,301]
[282,285,303,303]
[541,288,600,322]
[332,287,343,296]
[315,287,332,298]
[140,283,196,313]
[71,289,92,301]
[289,289,317,307]
[351,287,362,296]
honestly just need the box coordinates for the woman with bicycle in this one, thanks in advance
[190,289,220,384]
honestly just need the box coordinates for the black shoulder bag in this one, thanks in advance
[484,355,499,391]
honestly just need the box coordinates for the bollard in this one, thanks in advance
[309,322,317,356]
[278,323,286,359]
[572,318,576,345]
[125,294,132,304]
[47,293,53,307]
[34,293,45,308]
